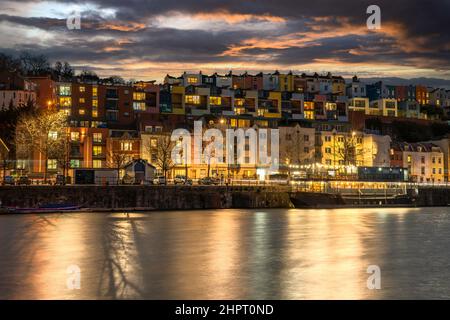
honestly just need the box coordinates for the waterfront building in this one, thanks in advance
[279,123,316,166]
[346,76,366,98]
[390,142,444,183]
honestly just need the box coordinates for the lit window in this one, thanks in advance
[59,85,71,96]
[133,92,145,100]
[92,87,98,96]
[407,155,412,163]
[121,142,132,151]
[48,159,57,170]
[150,138,157,148]
[93,146,102,156]
[79,109,85,115]
[133,102,146,111]
[187,77,198,84]
[79,86,85,92]
[92,109,98,117]
[210,96,221,105]
[59,97,71,107]
[70,132,80,142]
[93,133,102,143]
[93,160,102,168]
[185,95,200,104]
[79,98,85,104]
[92,99,98,107]
[48,131,58,140]
[70,159,80,168]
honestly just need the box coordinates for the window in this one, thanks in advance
[92,87,98,97]
[304,147,309,153]
[59,85,71,96]
[48,159,57,170]
[92,109,98,117]
[121,142,132,151]
[79,98,85,103]
[93,133,102,143]
[70,159,80,168]
[185,95,200,104]
[92,99,98,107]
[93,160,102,168]
[421,167,425,175]
[187,77,198,84]
[150,138,157,148]
[286,134,292,141]
[304,135,309,142]
[93,146,102,156]
[133,92,145,100]
[70,132,80,142]
[133,102,146,111]
[421,156,425,164]
[59,97,71,107]
[325,147,332,154]
[407,155,412,163]
[79,86,85,92]
[210,96,221,105]
[48,131,58,140]
[304,111,314,119]
[325,136,331,142]
[79,109,85,115]
[432,168,436,174]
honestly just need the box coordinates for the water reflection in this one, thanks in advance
[1,208,450,299]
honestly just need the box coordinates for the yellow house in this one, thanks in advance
[261,91,282,118]
[278,73,295,92]
[170,86,186,115]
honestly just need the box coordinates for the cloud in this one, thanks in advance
[0,0,449,81]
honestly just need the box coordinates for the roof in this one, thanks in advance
[391,142,441,152]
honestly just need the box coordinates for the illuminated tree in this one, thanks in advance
[15,109,68,181]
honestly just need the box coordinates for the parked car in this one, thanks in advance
[3,176,15,185]
[174,175,193,185]
[198,177,220,185]
[153,176,167,185]
[17,176,31,186]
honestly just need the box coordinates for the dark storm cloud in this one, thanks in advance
[1,0,449,78]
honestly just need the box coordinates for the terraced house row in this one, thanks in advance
[1,70,450,183]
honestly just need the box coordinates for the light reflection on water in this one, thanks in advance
[0,208,449,299]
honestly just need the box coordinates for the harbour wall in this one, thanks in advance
[0,185,294,210]
[1,185,450,210]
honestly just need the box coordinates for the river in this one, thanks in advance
[1,207,450,299]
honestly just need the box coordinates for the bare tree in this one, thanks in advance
[0,139,10,182]
[108,151,130,184]
[332,133,365,167]
[19,52,50,76]
[155,135,174,179]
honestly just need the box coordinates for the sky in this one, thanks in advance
[0,0,449,82]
